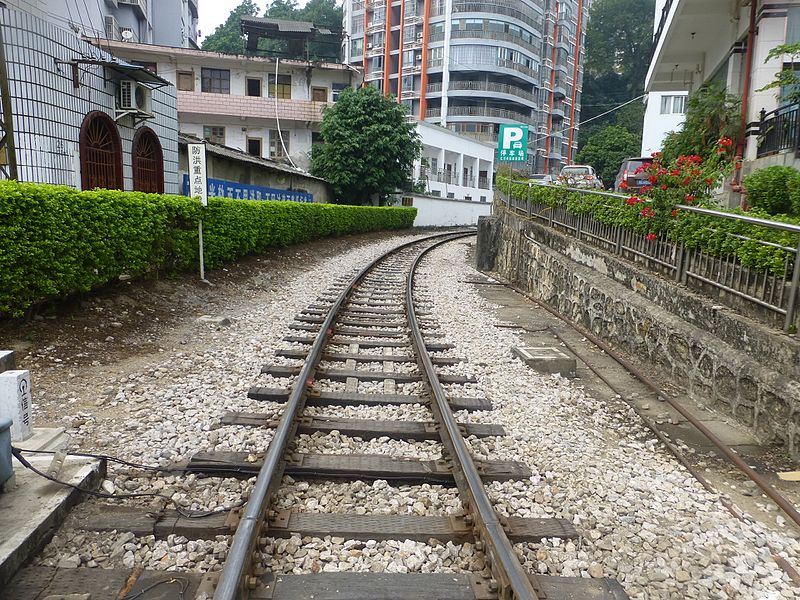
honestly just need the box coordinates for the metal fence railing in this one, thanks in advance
[757,104,800,158]
[498,182,800,332]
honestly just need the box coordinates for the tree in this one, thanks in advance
[575,125,640,187]
[311,87,422,203]
[264,0,299,19]
[200,0,259,55]
[660,83,740,162]
[578,0,655,149]
[758,43,800,104]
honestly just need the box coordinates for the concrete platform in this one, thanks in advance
[512,346,576,377]
[0,453,104,589]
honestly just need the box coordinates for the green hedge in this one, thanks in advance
[500,176,800,277]
[0,181,416,316]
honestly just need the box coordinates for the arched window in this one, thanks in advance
[79,111,123,190]
[132,127,164,193]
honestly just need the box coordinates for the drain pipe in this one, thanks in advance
[733,0,758,201]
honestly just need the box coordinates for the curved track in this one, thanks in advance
[197,232,628,600]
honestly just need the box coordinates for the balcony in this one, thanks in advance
[447,105,534,125]
[450,29,541,57]
[443,80,537,106]
[178,92,328,123]
[646,0,731,92]
[495,59,538,81]
[448,1,543,32]
[365,44,385,57]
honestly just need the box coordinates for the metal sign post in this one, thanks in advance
[188,143,208,281]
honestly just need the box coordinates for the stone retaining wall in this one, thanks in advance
[477,211,800,459]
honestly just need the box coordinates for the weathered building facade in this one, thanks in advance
[0,5,179,193]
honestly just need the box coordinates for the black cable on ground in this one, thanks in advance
[10,447,243,518]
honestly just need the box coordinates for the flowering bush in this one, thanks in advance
[628,138,735,240]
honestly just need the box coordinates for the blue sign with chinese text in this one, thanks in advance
[182,175,313,203]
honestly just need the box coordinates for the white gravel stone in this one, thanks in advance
[415,239,800,600]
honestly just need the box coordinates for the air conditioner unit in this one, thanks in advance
[367,42,373,49]
[118,79,152,115]
[104,15,119,40]
[416,32,423,40]
[416,54,423,61]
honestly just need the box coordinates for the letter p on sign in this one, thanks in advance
[497,124,528,163]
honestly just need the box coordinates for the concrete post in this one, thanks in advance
[0,370,33,442]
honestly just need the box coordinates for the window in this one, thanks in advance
[351,38,363,55]
[401,197,414,206]
[247,78,262,97]
[79,111,123,190]
[247,137,262,157]
[660,95,687,114]
[132,127,164,194]
[332,83,349,102]
[268,74,291,99]
[203,126,225,145]
[312,87,328,102]
[177,70,194,91]
[270,130,289,158]
[201,68,230,94]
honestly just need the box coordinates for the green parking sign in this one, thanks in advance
[498,124,528,162]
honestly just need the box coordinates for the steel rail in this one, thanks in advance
[213,230,473,600]
[494,274,800,534]
[406,234,541,600]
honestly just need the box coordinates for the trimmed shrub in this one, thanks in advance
[0,181,416,316]
[742,166,800,215]
[499,175,800,278]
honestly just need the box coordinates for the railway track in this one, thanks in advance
[5,232,630,599]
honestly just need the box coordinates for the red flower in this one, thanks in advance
[670,169,680,176]
[671,209,678,217]
[657,168,667,176]
[718,137,733,147]
[626,196,642,205]
[651,151,662,159]
[648,175,658,184]
[704,177,714,186]
[660,184,668,190]
[646,233,657,241]
[641,207,655,218]
[640,185,652,194]
[685,194,695,203]
[681,177,692,186]
[619,181,629,190]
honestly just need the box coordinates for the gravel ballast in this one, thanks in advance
[415,238,800,600]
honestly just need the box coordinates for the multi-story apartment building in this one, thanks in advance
[343,0,588,174]
[5,0,199,48]
[100,40,359,171]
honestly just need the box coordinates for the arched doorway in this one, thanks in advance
[79,111,123,190]
[132,127,164,194]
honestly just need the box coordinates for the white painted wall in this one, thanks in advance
[641,92,687,156]
[408,195,492,227]
[414,121,495,202]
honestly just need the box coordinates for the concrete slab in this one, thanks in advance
[16,427,71,453]
[0,454,104,589]
[512,346,576,377]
